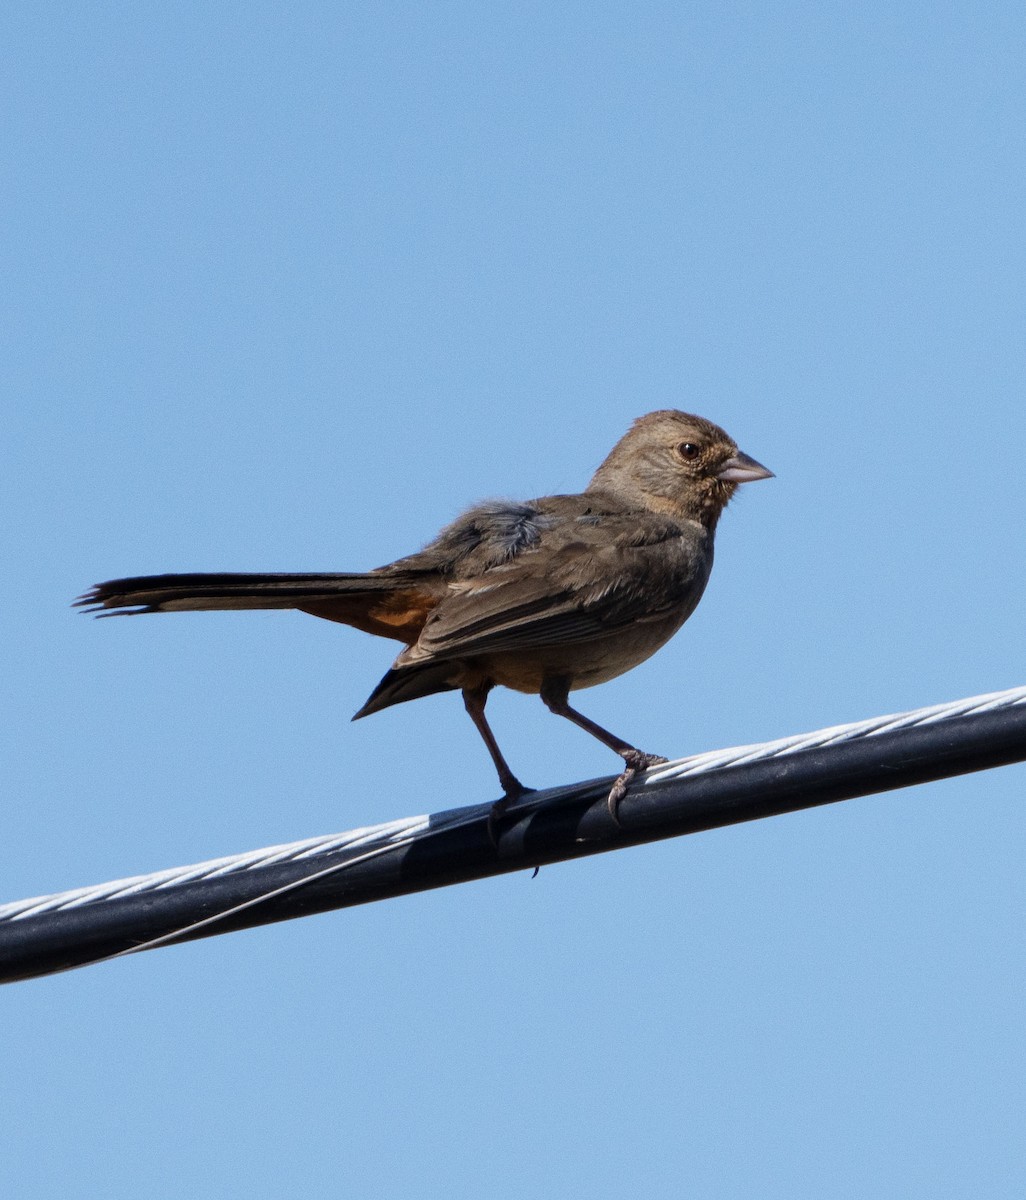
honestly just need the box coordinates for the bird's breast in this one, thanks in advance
[476,604,699,695]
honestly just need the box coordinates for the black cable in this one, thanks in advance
[2,697,1024,984]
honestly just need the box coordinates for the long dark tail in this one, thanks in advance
[75,571,398,616]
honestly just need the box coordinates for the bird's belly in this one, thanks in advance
[476,609,690,695]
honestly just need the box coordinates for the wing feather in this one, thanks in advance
[400,513,704,664]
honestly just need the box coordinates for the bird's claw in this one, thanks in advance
[486,784,536,846]
[606,751,669,824]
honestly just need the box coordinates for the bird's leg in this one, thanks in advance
[539,677,668,823]
[462,683,534,834]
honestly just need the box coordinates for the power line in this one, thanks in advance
[2,685,1025,985]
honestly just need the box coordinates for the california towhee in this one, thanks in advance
[79,411,772,822]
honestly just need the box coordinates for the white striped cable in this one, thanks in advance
[0,817,431,923]
[641,683,1026,783]
[3,683,1024,925]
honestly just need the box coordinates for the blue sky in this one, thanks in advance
[3,3,1025,1196]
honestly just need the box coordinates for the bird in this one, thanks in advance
[78,411,772,824]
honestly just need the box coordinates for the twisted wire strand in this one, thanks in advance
[0,817,430,923]
[643,684,1026,781]
[3,683,1025,926]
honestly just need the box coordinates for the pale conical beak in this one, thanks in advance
[716,451,774,483]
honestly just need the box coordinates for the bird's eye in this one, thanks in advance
[676,442,700,460]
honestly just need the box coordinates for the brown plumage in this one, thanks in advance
[78,411,773,821]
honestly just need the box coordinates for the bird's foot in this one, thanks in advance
[607,751,669,823]
[487,781,537,845]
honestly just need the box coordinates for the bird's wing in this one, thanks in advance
[400,512,706,664]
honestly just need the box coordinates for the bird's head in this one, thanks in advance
[587,410,773,528]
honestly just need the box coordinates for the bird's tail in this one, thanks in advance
[76,571,437,643]
[75,571,394,614]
